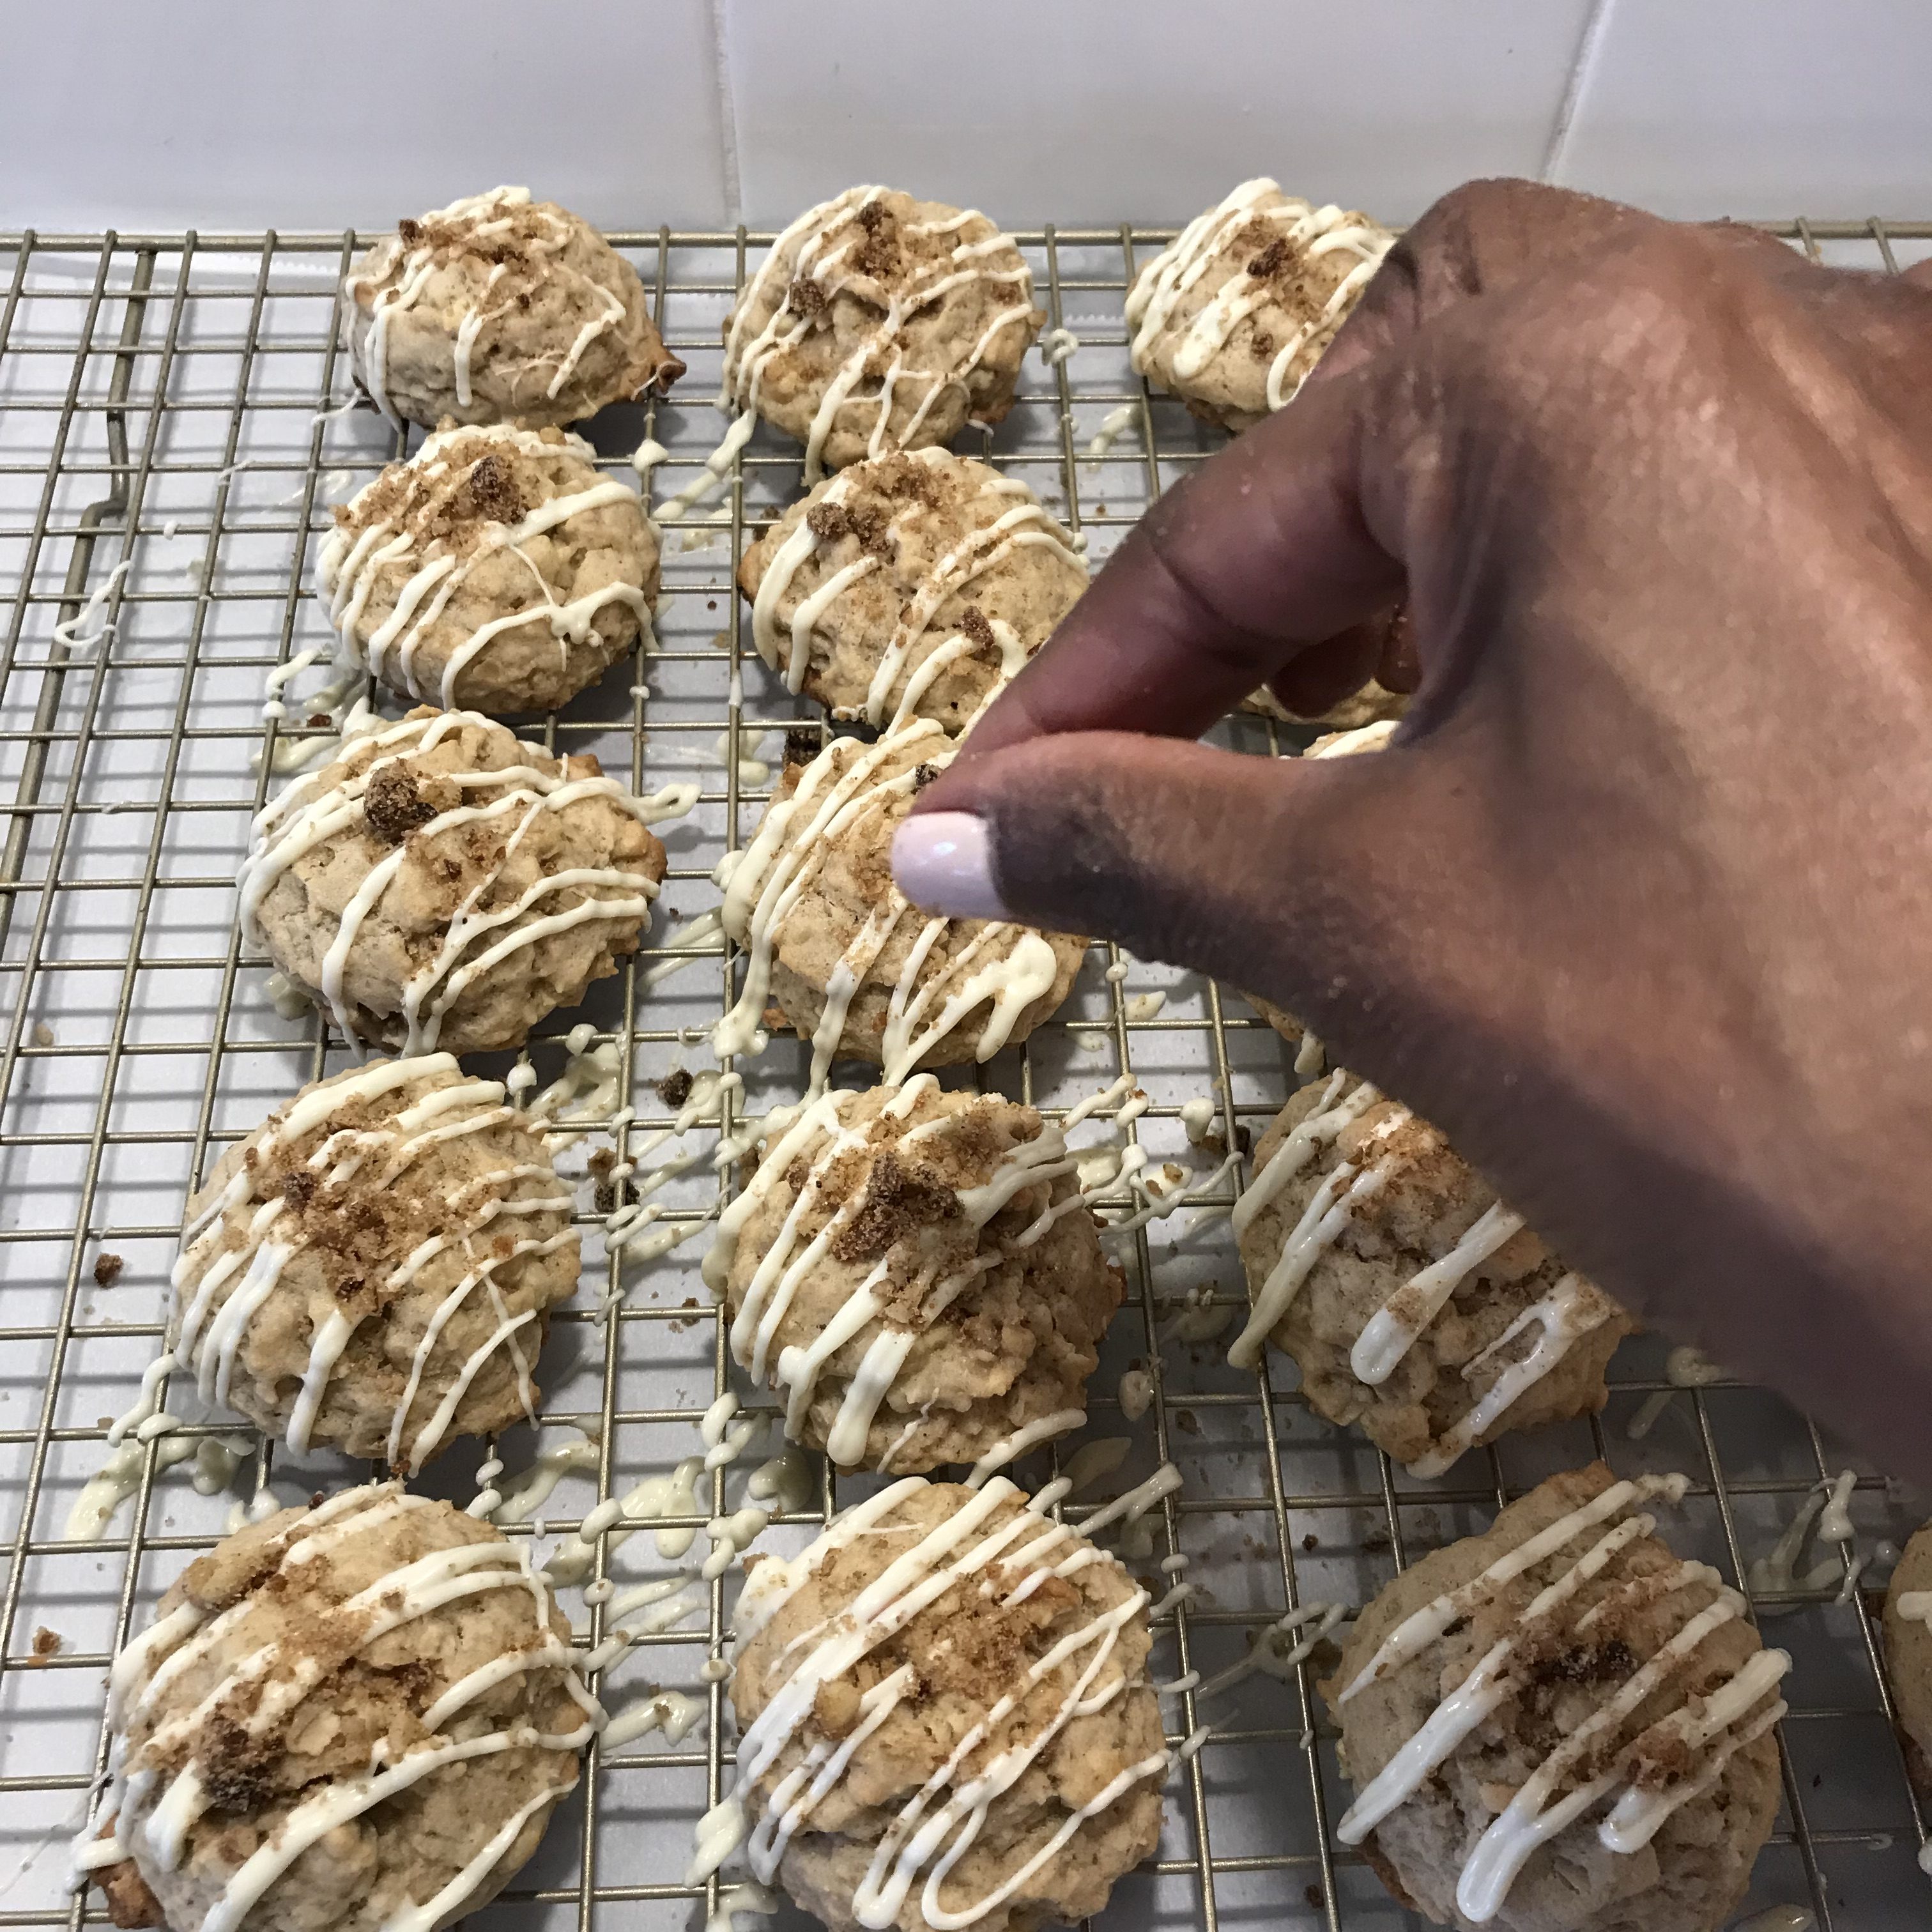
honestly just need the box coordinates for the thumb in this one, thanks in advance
[892,728,1455,1039]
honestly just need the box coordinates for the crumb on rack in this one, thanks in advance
[93,1252,124,1287]
[656,1068,694,1108]
[29,1625,61,1662]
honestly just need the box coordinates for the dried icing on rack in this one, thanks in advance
[346,187,628,428]
[239,710,694,1053]
[721,187,1037,484]
[750,450,1084,726]
[73,1482,599,1924]
[316,422,650,707]
[1125,180,1393,411]
[712,719,1061,1084]
[691,1476,1168,1926]
[1334,1473,1789,1921]
[169,1056,571,1473]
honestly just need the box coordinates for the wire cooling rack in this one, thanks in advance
[1,212,1929,1932]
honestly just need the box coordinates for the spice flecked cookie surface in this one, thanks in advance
[706,1076,1121,1473]
[171,1056,576,1472]
[344,185,682,429]
[710,1476,1165,1932]
[77,1483,598,1932]
[738,448,1085,732]
[243,709,680,1055]
[719,186,1042,480]
[1232,1070,1634,1475]
[1324,1464,1786,1932]
[318,423,657,714]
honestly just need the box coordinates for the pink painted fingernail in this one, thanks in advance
[892,812,1011,919]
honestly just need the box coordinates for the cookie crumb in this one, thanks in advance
[656,1068,694,1108]
[958,605,995,652]
[788,275,829,320]
[784,726,823,768]
[1247,238,1290,280]
[93,1252,124,1287]
[461,452,525,526]
[397,217,424,246]
[29,1625,61,1661]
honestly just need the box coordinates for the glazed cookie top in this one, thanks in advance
[318,423,657,712]
[242,709,684,1055]
[739,448,1086,730]
[1230,1070,1631,1475]
[1881,1522,1932,1759]
[714,717,1083,1086]
[75,1483,598,1932]
[171,1055,576,1472]
[705,1475,1165,1932]
[721,186,1043,480]
[1128,179,1393,431]
[344,185,683,428]
[1325,1463,1789,1931]
[703,1074,1119,1473]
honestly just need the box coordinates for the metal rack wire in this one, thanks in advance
[0,213,1928,1932]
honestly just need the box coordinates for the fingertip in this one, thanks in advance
[891,810,1013,921]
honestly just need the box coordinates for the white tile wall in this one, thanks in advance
[2,0,1927,233]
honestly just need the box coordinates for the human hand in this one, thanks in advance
[893,179,1932,1480]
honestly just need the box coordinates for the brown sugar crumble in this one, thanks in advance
[362,763,438,843]
[92,1252,125,1287]
[957,604,995,652]
[29,1625,61,1662]
[1247,237,1291,281]
[806,498,890,557]
[397,217,424,247]
[656,1067,694,1108]
[828,1149,960,1263]
[460,452,525,526]
[787,274,829,321]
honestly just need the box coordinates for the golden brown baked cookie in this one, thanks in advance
[171,1056,576,1472]
[243,708,680,1054]
[721,187,1042,480]
[1324,1463,1786,1932]
[715,719,1084,1082]
[705,1077,1121,1473]
[738,448,1085,731]
[711,1475,1165,1932]
[1231,1072,1634,1474]
[344,185,682,429]
[77,1483,597,1932]
[318,422,656,714]
[1127,178,1393,434]
[1882,1524,1932,1770]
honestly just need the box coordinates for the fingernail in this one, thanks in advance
[891,811,1013,920]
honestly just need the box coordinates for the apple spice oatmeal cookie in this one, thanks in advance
[1126,178,1393,434]
[714,717,1084,1084]
[171,1055,576,1473]
[243,709,685,1055]
[1230,1071,1634,1475]
[719,187,1042,481]
[705,1475,1165,1932]
[739,448,1085,732]
[1324,1463,1786,1932]
[76,1483,599,1932]
[705,1075,1122,1473]
[318,422,657,714]
[1882,1523,1932,1775]
[344,185,683,429]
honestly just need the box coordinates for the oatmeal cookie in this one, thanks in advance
[344,185,682,429]
[1324,1463,1786,1932]
[714,718,1084,1080]
[721,187,1041,480]
[1882,1523,1932,1770]
[171,1056,576,1472]
[1230,1071,1634,1473]
[705,1077,1121,1473]
[243,708,680,1054]
[77,1483,597,1932]
[738,448,1085,731]
[1127,178,1393,434]
[318,423,656,714]
[714,1475,1165,1932]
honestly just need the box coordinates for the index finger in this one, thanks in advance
[951,365,1403,767]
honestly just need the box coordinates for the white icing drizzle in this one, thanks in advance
[1125,180,1393,410]
[693,1476,1167,1929]
[1333,1473,1790,1923]
[1082,404,1138,461]
[1190,1602,1348,1699]
[169,1057,570,1473]
[239,711,693,1052]
[1747,1471,1862,1602]
[346,187,631,427]
[713,719,1063,1084]
[752,450,1083,729]
[73,1483,599,1927]
[316,422,650,707]
[602,1687,706,1749]
[1117,1369,1153,1422]
[722,187,1036,483]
